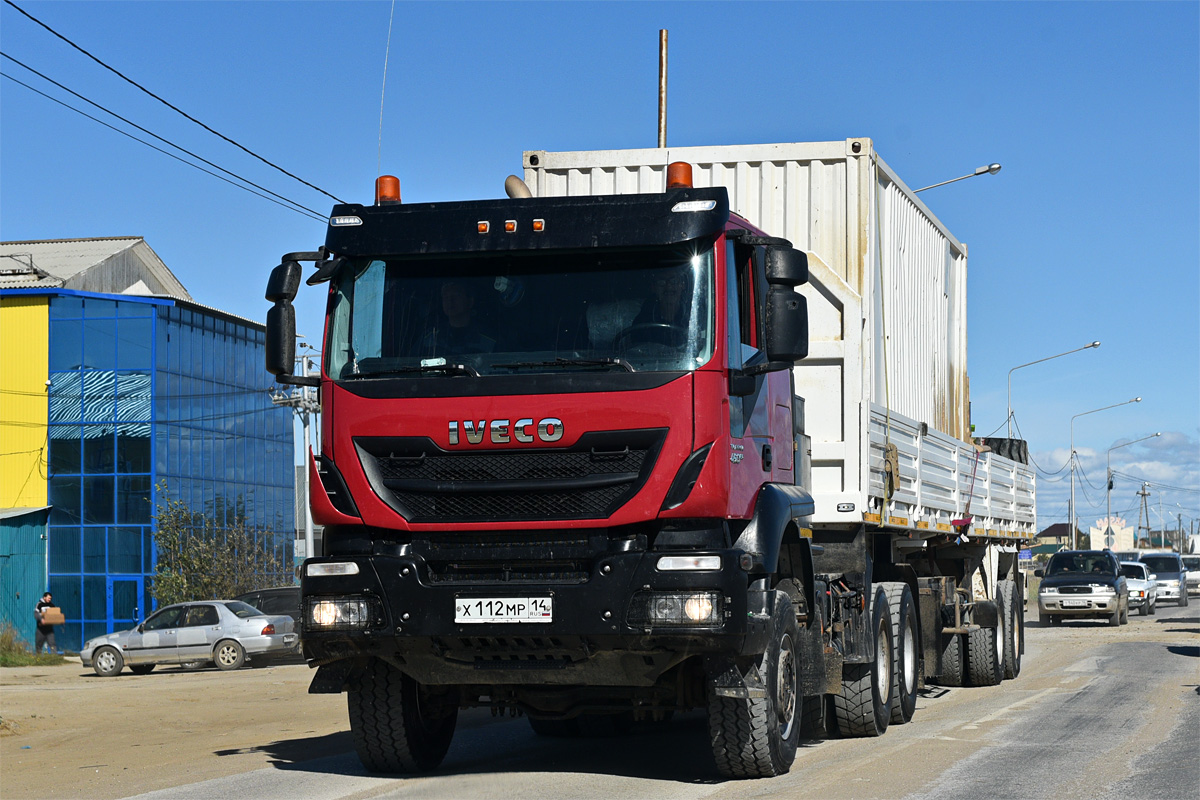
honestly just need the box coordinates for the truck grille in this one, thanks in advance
[355,429,666,523]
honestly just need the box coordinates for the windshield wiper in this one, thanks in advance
[493,357,634,373]
[346,362,479,378]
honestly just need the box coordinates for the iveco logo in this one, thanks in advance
[448,418,563,446]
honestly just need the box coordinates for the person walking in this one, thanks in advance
[34,591,57,654]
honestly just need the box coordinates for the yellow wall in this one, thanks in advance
[0,295,49,507]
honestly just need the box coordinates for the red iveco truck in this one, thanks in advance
[265,140,1036,779]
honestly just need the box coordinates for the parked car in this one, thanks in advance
[234,586,303,660]
[1120,561,1158,616]
[1036,550,1129,626]
[80,601,298,677]
[1139,552,1189,607]
[1181,555,1200,597]
[234,586,302,626]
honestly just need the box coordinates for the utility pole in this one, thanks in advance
[271,346,321,571]
[1136,483,1151,547]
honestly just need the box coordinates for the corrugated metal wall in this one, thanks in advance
[0,510,49,649]
[0,295,49,508]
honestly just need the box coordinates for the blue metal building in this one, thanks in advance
[1,238,294,651]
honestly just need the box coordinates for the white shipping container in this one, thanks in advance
[524,140,1034,540]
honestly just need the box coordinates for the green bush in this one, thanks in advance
[0,623,65,668]
[152,488,291,607]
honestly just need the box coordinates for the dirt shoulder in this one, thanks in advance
[0,660,348,800]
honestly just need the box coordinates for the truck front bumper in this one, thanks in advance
[300,551,770,686]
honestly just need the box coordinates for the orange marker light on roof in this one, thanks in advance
[505,220,517,233]
[478,221,490,234]
[375,175,401,205]
[667,162,693,189]
[532,219,545,232]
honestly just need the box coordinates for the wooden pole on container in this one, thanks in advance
[658,30,667,148]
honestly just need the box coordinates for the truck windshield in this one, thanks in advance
[325,244,715,379]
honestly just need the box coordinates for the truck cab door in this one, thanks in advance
[725,239,775,512]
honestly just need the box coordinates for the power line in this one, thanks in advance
[1012,415,1070,477]
[1111,471,1200,495]
[1,52,327,220]
[4,0,346,204]
[0,71,328,224]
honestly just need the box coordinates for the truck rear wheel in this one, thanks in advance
[967,620,1003,686]
[935,632,966,686]
[348,658,458,773]
[830,585,892,737]
[708,592,800,778]
[998,580,1022,679]
[880,582,918,724]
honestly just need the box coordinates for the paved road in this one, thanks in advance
[118,602,1199,800]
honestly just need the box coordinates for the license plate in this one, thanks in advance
[1061,599,1089,608]
[455,597,553,624]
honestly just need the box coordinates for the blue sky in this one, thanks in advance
[2,1,1197,536]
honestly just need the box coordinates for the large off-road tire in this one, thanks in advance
[708,592,801,778]
[213,640,246,670]
[830,586,892,737]
[1109,606,1121,626]
[998,580,1022,680]
[935,631,966,687]
[348,658,458,773]
[1120,599,1130,624]
[880,582,918,724]
[967,619,1003,686]
[92,646,124,677]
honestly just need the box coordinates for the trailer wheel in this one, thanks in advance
[880,582,918,724]
[708,592,800,778]
[967,619,1003,686]
[935,632,966,686]
[348,658,458,773]
[998,580,1022,679]
[830,585,892,737]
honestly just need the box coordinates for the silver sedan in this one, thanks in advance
[80,601,298,677]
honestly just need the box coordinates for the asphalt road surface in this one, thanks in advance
[3,601,1196,800]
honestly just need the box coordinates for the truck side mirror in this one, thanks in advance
[764,245,808,286]
[265,261,300,378]
[265,260,318,385]
[763,287,808,366]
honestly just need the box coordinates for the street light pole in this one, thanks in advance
[1007,341,1101,437]
[1070,397,1141,549]
[1105,432,1160,545]
[914,163,1003,193]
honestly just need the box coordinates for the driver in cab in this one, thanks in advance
[634,268,688,327]
[422,279,495,356]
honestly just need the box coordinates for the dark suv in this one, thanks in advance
[1036,550,1129,626]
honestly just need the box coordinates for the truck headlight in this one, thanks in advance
[627,591,724,627]
[306,597,382,630]
[1040,586,1058,595]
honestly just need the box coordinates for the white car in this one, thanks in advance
[1120,561,1158,615]
[1181,555,1200,597]
[80,600,298,677]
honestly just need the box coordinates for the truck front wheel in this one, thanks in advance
[348,658,458,773]
[708,592,800,778]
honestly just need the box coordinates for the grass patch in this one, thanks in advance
[0,623,67,668]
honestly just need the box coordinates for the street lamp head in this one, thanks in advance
[974,163,1003,176]
[1133,397,1142,403]
[1089,341,1101,348]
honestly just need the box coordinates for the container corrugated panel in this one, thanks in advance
[524,142,1028,531]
